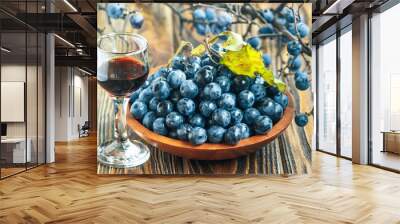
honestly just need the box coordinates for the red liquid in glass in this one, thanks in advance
[98,56,148,96]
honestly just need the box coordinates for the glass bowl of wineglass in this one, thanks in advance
[97,33,150,168]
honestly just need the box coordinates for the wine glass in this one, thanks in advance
[97,33,150,168]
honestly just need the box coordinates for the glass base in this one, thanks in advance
[97,139,150,168]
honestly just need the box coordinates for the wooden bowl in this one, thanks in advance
[127,92,294,160]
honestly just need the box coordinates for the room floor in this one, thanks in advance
[0,135,399,223]
[372,150,400,171]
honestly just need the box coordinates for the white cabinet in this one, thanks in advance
[1,138,32,163]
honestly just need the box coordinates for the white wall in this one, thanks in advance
[1,64,26,139]
[1,63,46,163]
[54,66,89,141]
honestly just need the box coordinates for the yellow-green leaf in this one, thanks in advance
[220,44,286,92]
[191,44,206,56]
[274,78,286,92]
[220,31,244,51]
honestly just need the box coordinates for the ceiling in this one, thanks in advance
[0,0,96,74]
[312,0,391,44]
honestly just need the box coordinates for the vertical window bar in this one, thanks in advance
[25,0,28,171]
[367,11,373,165]
[0,14,2,179]
[315,45,320,151]
[336,27,341,157]
[36,0,39,168]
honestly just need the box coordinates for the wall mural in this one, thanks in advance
[97,3,313,175]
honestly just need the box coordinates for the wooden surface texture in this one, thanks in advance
[1,135,400,223]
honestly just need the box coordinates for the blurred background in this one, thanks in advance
[97,3,312,76]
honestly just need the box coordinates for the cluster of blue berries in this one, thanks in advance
[192,7,233,36]
[106,3,144,29]
[130,54,290,145]
[245,7,310,92]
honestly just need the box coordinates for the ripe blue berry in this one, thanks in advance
[148,97,160,111]
[295,113,309,127]
[130,13,144,29]
[261,9,274,23]
[106,3,123,19]
[218,93,236,111]
[203,82,222,100]
[258,24,274,35]
[156,100,173,117]
[167,69,186,89]
[138,87,153,104]
[257,98,275,116]
[194,65,215,87]
[171,55,186,70]
[289,56,302,71]
[151,79,170,100]
[188,127,207,145]
[243,108,261,125]
[193,8,206,21]
[153,118,168,136]
[247,37,261,50]
[236,123,250,139]
[249,83,266,102]
[185,63,200,79]
[232,75,253,93]
[282,7,295,23]
[224,126,242,145]
[199,101,217,117]
[215,75,231,93]
[270,103,284,123]
[131,101,147,120]
[294,71,307,80]
[207,125,226,143]
[180,80,199,99]
[274,93,289,109]
[189,114,205,128]
[177,98,196,116]
[297,22,309,38]
[253,116,273,134]
[262,53,272,67]
[205,8,217,22]
[166,112,184,129]
[194,23,208,36]
[177,124,193,141]
[217,11,232,27]
[230,108,243,124]
[287,41,302,56]
[295,72,310,91]
[238,90,255,109]
[142,111,157,130]
[212,108,231,127]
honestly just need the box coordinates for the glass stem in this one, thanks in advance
[113,97,129,143]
